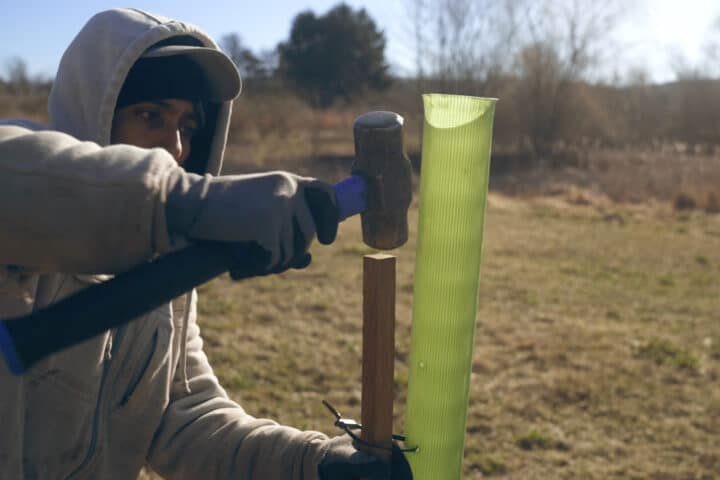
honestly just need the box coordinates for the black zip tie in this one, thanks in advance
[322,400,418,453]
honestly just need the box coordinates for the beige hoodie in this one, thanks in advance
[0,8,329,480]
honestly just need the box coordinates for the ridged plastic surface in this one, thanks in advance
[404,94,496,479]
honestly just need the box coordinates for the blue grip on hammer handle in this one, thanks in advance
[335,175,367,221]
[0,321,23,375]
[0,176,367,375]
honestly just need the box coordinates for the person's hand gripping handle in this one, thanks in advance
[0,111,412,376]
[0,178,362,375]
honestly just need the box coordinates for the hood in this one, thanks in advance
[48,8,236,175]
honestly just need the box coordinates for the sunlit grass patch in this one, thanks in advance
[634,339,700,371]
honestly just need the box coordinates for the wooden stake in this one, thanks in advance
[360,253,396,462]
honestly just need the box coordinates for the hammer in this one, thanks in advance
[0,112,412,388]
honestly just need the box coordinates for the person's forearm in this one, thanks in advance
[0,125,181,273]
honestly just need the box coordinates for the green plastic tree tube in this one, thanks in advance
[404,94,496,479]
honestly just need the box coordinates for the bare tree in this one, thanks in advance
[701,16,720,78]
[668,15,720,150]
[512,0,624,154]
[220,33,244,66]
[670,49,705,81]
[404,0,523,93]
[257,48,279,78]
[4,57,30,92]
[624,66,651,87]
[669,35,720,152]
[220,33,263,81]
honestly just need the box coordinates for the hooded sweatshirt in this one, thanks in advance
[0,8,329,480]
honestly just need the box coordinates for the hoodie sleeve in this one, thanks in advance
[146,295,330,480]
[0,124,180,273]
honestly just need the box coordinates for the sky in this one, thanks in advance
[0,0,719,84]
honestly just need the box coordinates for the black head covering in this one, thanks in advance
[116,55,207,110]
[115,53,216,173]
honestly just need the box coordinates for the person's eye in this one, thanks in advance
[136,109,162,126]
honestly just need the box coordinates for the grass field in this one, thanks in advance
[142,184,719,479]
[2,90,717,479]
[142,98,720,479]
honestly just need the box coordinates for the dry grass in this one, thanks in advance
[489,148,720,207]
[139,190,719,479]
[0,92,50,124]
[704,192,720,214]
[3,90,720,479]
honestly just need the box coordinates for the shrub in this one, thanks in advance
[672,192,696,211]
[703,191,720,214]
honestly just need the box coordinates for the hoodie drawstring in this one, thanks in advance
[180,291,192,394]
[104,330,113,362]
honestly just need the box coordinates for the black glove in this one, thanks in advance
[166,170,339,274]
[318,435,413,480]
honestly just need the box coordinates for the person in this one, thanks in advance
[0,8,402,480]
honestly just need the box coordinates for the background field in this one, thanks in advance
[2,87,719,479]
[191,189,720,479]
[177,91,720,478]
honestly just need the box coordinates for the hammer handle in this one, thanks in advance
[0,179,367,375]
[0,243,232,374]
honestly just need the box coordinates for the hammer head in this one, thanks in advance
[352,112,412,250]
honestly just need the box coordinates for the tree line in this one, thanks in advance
[3,1,720,154]
[225,0,720,155]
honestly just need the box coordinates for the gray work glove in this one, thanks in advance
[318,435,413,480]
[166,170,339,273]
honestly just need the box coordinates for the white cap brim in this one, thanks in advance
[142,44,242,101]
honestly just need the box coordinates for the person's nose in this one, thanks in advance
[159,127,184,164]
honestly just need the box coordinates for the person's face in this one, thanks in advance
[111,99,201,166]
